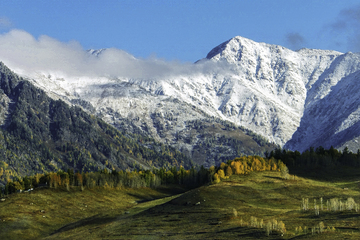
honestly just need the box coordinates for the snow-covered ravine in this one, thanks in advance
[6,35,360,153]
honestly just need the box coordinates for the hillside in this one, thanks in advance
[0,185,185,240]
[0,62,194,186]
[1,170,360,239]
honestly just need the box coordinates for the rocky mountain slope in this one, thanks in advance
[0,62,196,186]
[204,37,360,152]
[4,35,360,163]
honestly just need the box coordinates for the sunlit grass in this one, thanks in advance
[0,186,181,240]
[2,171,360,239]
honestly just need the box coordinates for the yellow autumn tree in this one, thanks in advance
[225,166,233,177]
[217,169,225,179]
[49,173,61,189]
[231,161,243,175]
[243,161,250,174]
[220,162,227,169]
[278,161,289,179]
[213,173,220,183]
[63,173,70,191]
[251,158,263,171]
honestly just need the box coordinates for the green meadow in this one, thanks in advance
[1,169,360,239]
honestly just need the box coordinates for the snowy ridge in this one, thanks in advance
[8,35,360,154]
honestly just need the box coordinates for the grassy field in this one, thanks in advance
[0,185,186,240]
[1,171,360,239]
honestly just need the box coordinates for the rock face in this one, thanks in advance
[6,35,360,161]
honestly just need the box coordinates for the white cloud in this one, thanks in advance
[0,29,230,80]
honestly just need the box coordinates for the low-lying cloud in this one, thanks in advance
[0,29,229,80]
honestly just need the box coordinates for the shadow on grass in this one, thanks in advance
[50,214,117,235]
[288,166,360,182]
[216,226,271,239]
[336,226,360,231]
[126,185,191,203]
[336,213,360,219]
[155,185,193,195]
[298,211,339,220]
[289,234,311,239]
[50,189,190,236]
[298,211,360,221]
[125,193,155,204]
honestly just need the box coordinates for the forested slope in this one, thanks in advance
[0,62,194,186]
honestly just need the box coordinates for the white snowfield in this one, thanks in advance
[8,36,360,152]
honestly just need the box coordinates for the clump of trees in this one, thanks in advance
[238,215,286,237]
[212,155,287,183]
[0,154,289,197]
[240,216,286,236]
[295,222,336,236]
[301,197,359,214]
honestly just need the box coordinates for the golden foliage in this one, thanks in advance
[213,173,220,183]
[213,156,284,184]
[217,169,225,179]
[220,162,227,169]
[225,166,233,177]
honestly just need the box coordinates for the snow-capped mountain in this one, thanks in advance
[5,35,360,161]
[203,36,360,152]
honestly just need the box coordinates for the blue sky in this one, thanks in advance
[1,0,360,62]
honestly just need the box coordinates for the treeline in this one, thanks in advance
[268,146,360,168]
[0,155,288,196]
[0,166,211,195]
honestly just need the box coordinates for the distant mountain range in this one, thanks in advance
[2,35,360,173]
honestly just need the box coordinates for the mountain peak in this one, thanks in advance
[205,36,291,65]
[206,36,256,60]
